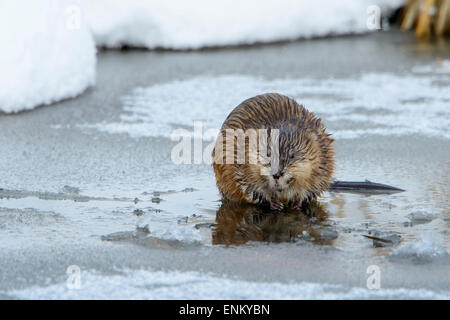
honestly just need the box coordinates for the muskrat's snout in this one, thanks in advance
[272,172,282,180]
[266,166,296,191]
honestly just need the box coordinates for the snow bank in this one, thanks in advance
[0,0,96,113]
[80,0,403,49]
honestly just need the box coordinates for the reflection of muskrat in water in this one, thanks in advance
[212,93,334,210]
[213,200,329,245]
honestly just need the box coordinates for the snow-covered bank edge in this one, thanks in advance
[0,0,96,114]
[80,0,404,50]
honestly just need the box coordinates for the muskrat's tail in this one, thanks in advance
[327,180,404,195]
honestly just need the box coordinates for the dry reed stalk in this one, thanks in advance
[399,0,450,38]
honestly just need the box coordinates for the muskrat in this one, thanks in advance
[212,93,334,210]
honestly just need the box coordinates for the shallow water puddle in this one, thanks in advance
[1,182,448,265]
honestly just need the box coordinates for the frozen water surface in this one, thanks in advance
[0,31,449,299]
[8,269,450,300]
[81,72,450,139]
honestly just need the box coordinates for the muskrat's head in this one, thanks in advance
[249,126,331,199]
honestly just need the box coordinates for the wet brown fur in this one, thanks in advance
[212,93,334,208]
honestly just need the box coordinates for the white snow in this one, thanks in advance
[6,268,450,299]
[0,0,96,113]
[136,211,203,243]
[78,67,450,140]
[389,235,449,264]
[80,0,403,49]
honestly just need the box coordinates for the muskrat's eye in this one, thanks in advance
[289,153,295,159]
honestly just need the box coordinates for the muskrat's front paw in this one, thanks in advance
[292,201,303,210]
[270,200,284,211]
